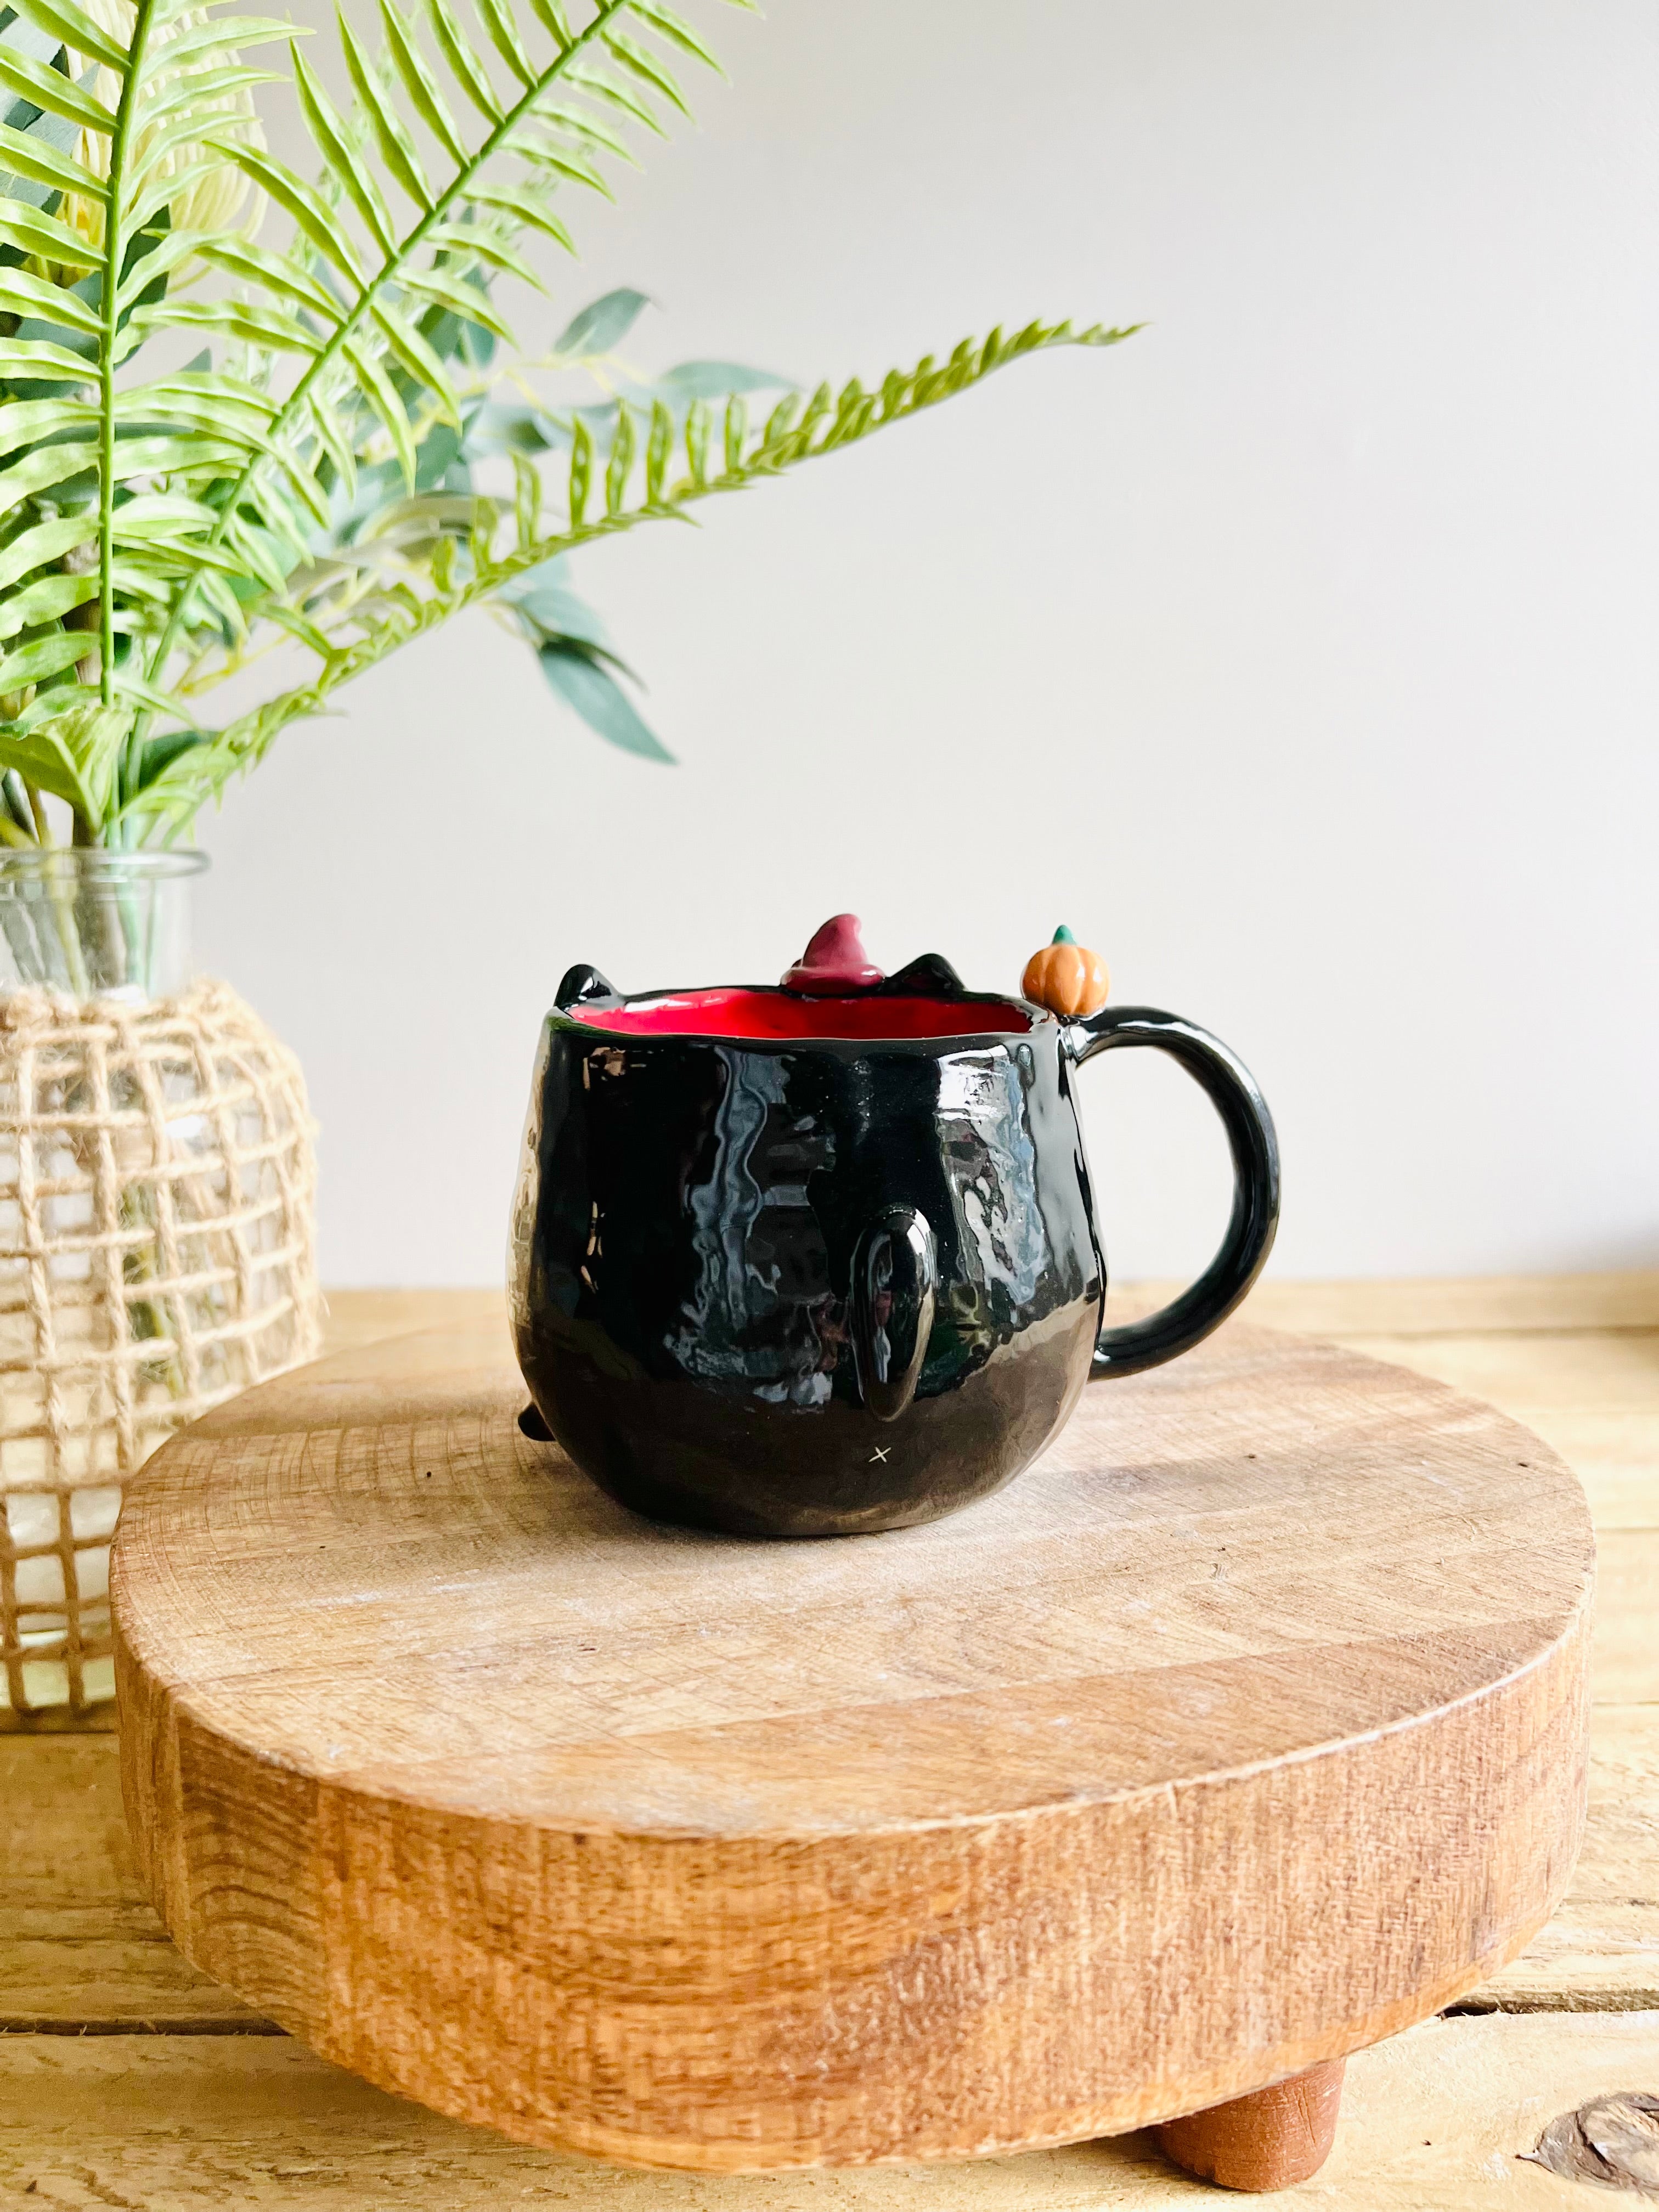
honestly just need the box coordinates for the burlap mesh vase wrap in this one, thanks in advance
[0,977,321,1718]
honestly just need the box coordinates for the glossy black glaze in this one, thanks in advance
[510,968,1279,1537]
[1068,1007,1280,1377]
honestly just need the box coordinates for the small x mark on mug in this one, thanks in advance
[868,1446,891,1464]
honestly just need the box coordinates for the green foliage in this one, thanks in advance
[0,0,1139,844]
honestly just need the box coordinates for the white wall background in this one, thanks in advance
[195,0,1659,1288]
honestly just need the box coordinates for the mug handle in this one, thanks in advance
[1063,1006,1280,1380]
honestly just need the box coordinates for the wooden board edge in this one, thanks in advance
[112,1584,1594,2171]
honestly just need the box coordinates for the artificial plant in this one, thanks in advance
[0,0,1135,845]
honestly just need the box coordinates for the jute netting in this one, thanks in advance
[0,978,321,1719]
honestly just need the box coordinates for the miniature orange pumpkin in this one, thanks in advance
[1022,926,1110,1017]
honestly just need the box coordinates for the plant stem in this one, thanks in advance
[47,869,91,995]
[99,0,159,736]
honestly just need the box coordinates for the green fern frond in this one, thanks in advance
[0,0,1136,843]
[114,318,1138,840]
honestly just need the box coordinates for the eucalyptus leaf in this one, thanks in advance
[461,398,568,458]
[496,553,608,645]
[535,637,672,763]
[654,358,791,399]
[551,286,651,360]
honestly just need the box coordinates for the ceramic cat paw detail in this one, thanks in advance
[509,918,1279,1537]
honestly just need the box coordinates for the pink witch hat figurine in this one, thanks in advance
[781,915,885,996]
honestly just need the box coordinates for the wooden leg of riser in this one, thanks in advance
[1155,2058,1347,2191]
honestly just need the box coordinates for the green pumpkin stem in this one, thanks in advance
[1052,924,1075,944]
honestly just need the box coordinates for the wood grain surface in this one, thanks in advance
[10,1707,1654,2034]
[1154,2059,1347,2192]
[110,1316,1595,2172]
[5,2013,1659,2209]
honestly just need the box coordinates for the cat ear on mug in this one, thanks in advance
[555,964,622,1011]
[881,953,967,997]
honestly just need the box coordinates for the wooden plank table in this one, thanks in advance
[3,1276,1656,2208]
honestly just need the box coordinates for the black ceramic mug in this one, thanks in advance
[510,953,1278,1537]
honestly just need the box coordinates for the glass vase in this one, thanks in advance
[0,848,204,1000]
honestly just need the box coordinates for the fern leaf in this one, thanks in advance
[471,0,536,89]
[556,416,589,526]
[256,436,332,528]
[525,0,572,49]
[0,264,104,334]
[628,0,721,71]
[467,183,572,251]
[205,135,368,285]
[511,447,538,547]
[106,430,245,477]
[0,573,99,640]
[112,230,215,314]
[115,374,279,427]
[424,0,503,123]
[377,0,467,166]
[0,629,90,693]
[0,46,116,134]
[130,297,324,356]
[112,409,266,467]
[336,7,432,210]
[599,25,690,116]
[217,512,290,591]
[683,394,709,485]
[108,665,194,721]
[259,599,334,657]
[533,98,634,161]
[137,63,280,128]
[0,198,99,267]
[0,437,100,505]
[0,119,108,202]
[190,237,345,323]
[292,50,397,258]
[112,491,224,537]
[87,2,1144,846]
[107,560,172,604]
[370,298,462,426]
[0,334,98,381]
[425,220,540,283]
[566,61,665,134]
[643,394,671,503]
[298,391,359,501]
[722,391,744,472]
[138,13,299,72]
[182,565,249,644]
[0,392,97,450]
[0,700,127,823]
[173,319,1138,816]
[343,332,418,485]
[398,262,515,336]
[5,0,132,74]
[603,402,634,515]
[502,130,611,194]
[127,152,233,229]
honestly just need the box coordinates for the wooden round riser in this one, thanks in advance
[111,1320,1593,2176]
